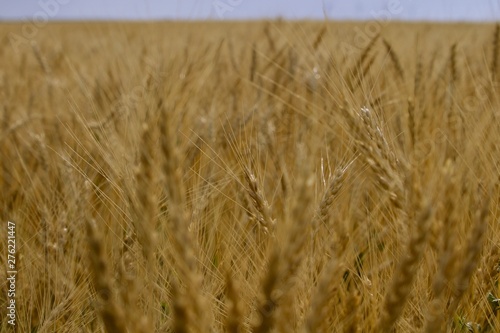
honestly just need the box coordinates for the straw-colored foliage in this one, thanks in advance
[0,21,499,332]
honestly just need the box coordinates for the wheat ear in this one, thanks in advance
[377,204,433,331]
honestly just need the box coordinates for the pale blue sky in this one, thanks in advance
[1,0,499,21]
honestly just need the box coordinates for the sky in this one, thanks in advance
[1,0,500,21]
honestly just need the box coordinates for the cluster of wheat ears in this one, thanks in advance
[0,21,499,332]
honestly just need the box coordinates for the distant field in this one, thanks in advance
[0,21,499,332]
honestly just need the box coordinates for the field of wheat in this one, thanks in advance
[0,20,499,332]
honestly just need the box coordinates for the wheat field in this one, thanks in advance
[0,20,499,332]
